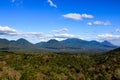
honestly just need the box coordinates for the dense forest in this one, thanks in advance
[0,48,120,80]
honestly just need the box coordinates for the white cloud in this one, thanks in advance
[87,22,93,26]
[0,26,46,37]
[62,13,93,20]
[94,21,110,25]
[53,34,76,38]
[81,14,94,19]
[97,34,120,39]
[0,26,18,35]
[97,34,120,45]
[63,13,81,20]
[52,28,69,33]
[48,0,57,8]
[87,21,111,26]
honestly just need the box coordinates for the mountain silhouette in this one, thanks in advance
[0,38,118,52]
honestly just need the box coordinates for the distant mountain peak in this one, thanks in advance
[47,39,59,43]
[102,40,113,45]
[0,38,9,42]
[40,39,65,49]
[101,40,116,47]
[17,38,28,42]
[15,38,33,46]
[89,40,101,45]
[0,38,10,45]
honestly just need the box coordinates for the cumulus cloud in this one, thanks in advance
[62,13,81,20]
[52,28,69,33]
[47,0,57,8]
[53,34,76,38]
[0,26,46,37]
[97,34,120,40]
[51,28,81,39]
[97,34,120,45]
[0,26,18,35]
[87,21,111,26]
[62,13,93,20]
[87,22,92,26]
[94,21,111,25]
[81,14,94,19]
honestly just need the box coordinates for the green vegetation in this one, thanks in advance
[0,49,120,80]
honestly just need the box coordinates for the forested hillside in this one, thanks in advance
[0,48,120,80]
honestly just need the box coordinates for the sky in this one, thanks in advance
[0,0,120,45]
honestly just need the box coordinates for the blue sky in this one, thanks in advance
[0,0,120,45]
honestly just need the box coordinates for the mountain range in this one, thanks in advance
[36,38,118,53]
[0,38,118,52]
